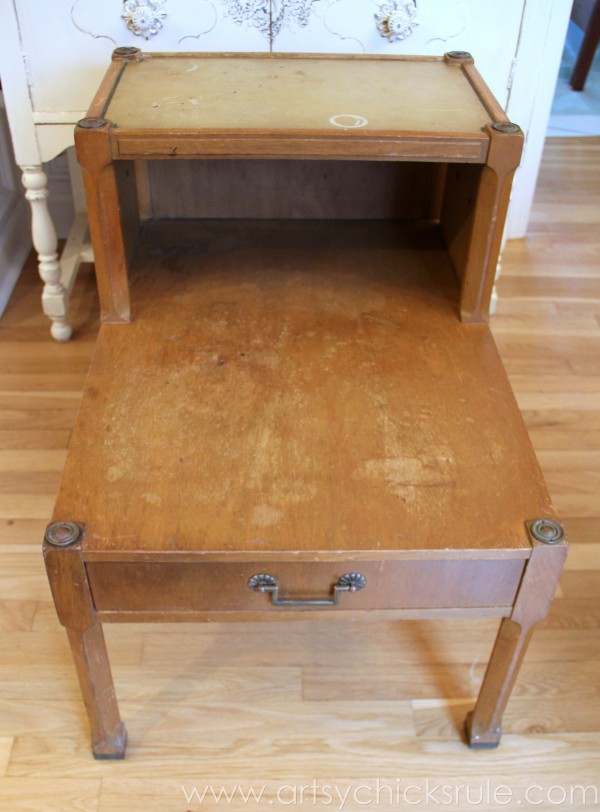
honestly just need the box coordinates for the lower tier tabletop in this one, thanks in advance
[52,219,556,560]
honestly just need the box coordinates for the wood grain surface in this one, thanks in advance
[105,54,491,135]
[52,220,551,557]
[86,558,525,614]
[0,137,598,809]
[145,160,443,221]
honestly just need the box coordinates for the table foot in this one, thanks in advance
[50,318,73,342]
[92,722,128,760]
[464,711,501,749]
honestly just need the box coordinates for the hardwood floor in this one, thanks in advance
[1,138,599,810]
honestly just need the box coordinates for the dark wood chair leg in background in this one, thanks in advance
[466,525,567,748]
[571,0,600,91]
[43,522,127,759]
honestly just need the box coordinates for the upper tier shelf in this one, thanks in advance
[74,51,524,325]
[83,50,516,162]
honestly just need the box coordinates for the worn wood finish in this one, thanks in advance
[43,542,125,759]
[47,218,562,757]
[146,160,442,221]
[74,124,136,324]
[65,625,127,759]
[55,52,559,758]
[113,131,489,162]
[1,135,596,806]
[86,558,525,614]
[94,607,514,625]
[462,61,508,122]
[53,221,553,558]
[441,125,524,321]
[75,51,522,326]
[105,54,492,135]
[465,541,568,747]
[102,54,493,164]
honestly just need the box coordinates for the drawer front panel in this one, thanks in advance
[87,559,525,613]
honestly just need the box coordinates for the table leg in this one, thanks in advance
[66,624,127,759]
[465,538,567,747]
[21,165,72,341]
[44,530,127,759]
[465,617,534,747]
[75,120,138,324]
[440,119,523,323]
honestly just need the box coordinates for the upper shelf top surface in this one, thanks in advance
[101,53,496,136]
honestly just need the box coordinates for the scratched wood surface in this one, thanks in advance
[1,137,599,810]
[52,219,551,557]
[105,54,490,135]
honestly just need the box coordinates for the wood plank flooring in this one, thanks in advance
[0,138,598,810]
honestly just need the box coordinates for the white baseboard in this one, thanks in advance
[547,115,600,137]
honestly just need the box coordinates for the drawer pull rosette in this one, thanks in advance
[122,0,167,39]
[248,572,366,607]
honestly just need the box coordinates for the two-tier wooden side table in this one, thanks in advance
[43,48,567,759]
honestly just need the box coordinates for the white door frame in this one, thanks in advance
[505,0,573,239]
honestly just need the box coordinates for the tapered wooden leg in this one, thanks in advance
[44,524,127,758]
[465,618,534,747]
[66,624,127,759]
[465,531,567,748]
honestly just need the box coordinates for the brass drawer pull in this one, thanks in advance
[248,572,366,607]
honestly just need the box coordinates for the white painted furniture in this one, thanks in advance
[0,0,572,339]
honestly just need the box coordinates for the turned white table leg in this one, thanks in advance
[21,165,72,341]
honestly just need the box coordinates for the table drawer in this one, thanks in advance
[86,559,525,613]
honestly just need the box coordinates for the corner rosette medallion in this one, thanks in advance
[122,0,167,39]
[375,0,418,42]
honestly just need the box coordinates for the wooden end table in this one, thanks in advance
[43,49,567,759]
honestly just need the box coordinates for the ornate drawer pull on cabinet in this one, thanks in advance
[375,0,418,42]
[122,0,167,39]
[248,572,367,607]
